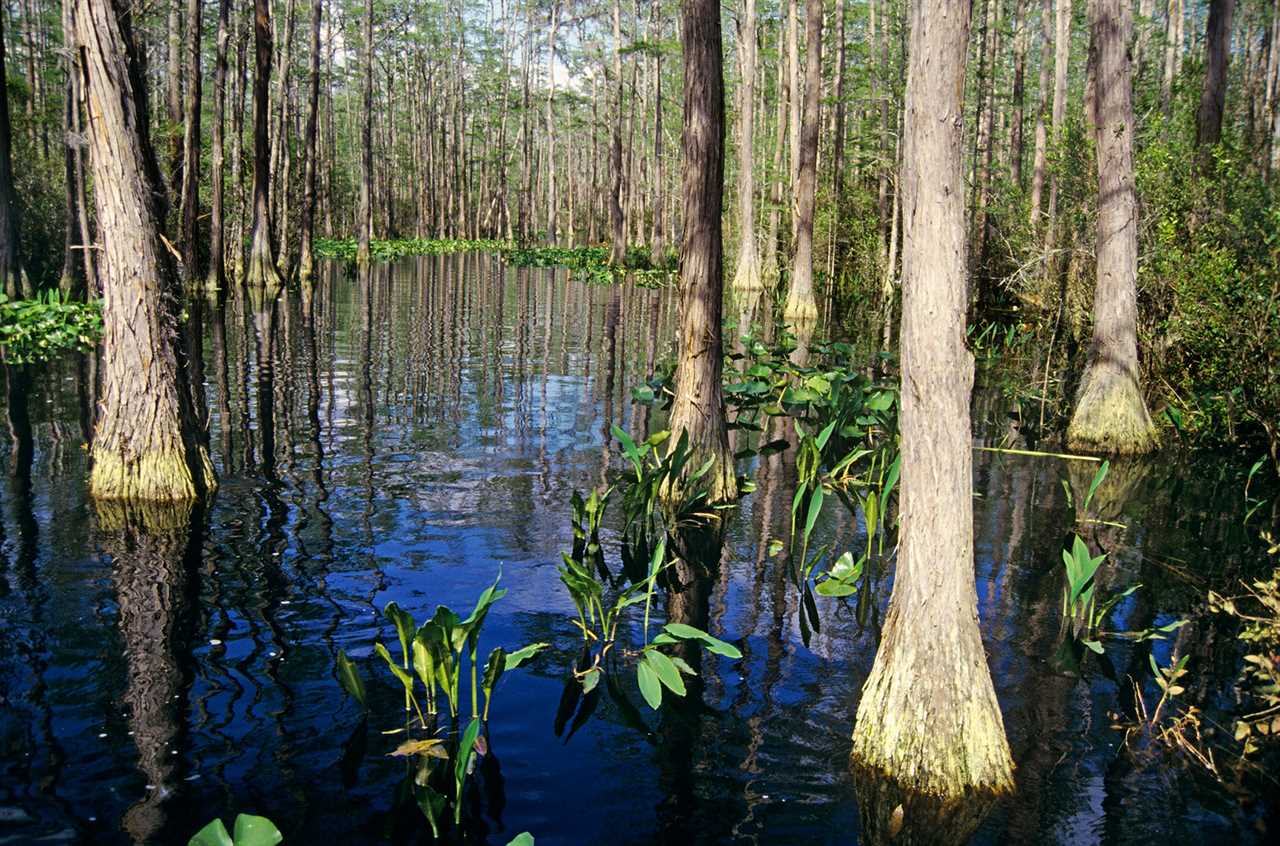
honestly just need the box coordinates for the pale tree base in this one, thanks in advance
[851,627,1014,845]
[245,238,284,293]
[1066,367,1159,455]
[731,246,764,295]
[783,291,819,325]
[90,446,216,502]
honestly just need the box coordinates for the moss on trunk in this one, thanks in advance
[1066,365,1159,454]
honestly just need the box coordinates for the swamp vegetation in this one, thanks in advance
[2,0,1280,844]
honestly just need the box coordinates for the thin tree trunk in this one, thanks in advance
[60,4,82,298]
[247,0,283,289]
[74,0,215,500]
[1011,0,1028,189]
[545,1,560,243]
[299,0,323,285]
[1196,0,1235,148]
[0,11,28,299]
[1067,0,1159,454]
[831,0,848,212]
[207,0,231,292]
[609,0,626,265]
[1162,0,1184,112]
[732,0,761,294]
[357,0,373,265]
[272,0,298,274]
[784,0,821,323]
[651,10,665,265]
[786,0,800,240]
[166,0,183,199]
[763,39,787,289]
[1043,0,1072,269]
[852,3,1014,840]
[178,0,203,287]
[665,0,736,507]
[1029,0,1052,225]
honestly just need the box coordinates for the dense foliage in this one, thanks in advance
[0,291,101,364]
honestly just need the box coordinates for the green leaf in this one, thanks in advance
[454,717,482,823]
[644,650,687,697]
[1083,460,1110,513]
[232,814,283,846]
[481,646,507,700]
[188,819,234,846]
[336,650,367,708]
[1082,639,1105,654]
[383,601,418,666]
[504,642,550,671]
[636,658,663,709]
[414,782,447,839]
[662,623,743,659]
[375,642,415,691]
[507,835,535,846]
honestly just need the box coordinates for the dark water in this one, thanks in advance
[0,254,1270,845]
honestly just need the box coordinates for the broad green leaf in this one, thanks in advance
[662,623,743,659]
[375,642,415,691]
[232,814,283,846]
[336,650,367,708]
[188,819,234,846]
[507,835,535,846]
[504,642,550,671]
[1084,460,1110,513]
[644,650,687,697]
[482,646,507,699]
[454,717,482,823]
[636,659,663,709]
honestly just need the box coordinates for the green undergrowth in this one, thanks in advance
[313,237,510,261]
[0,290,102,364]
[501,244,673,287]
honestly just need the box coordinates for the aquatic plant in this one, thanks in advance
[313,237,509,262]
[0,290,102,364]
[501,244,672,287]
[188,814,282,846]
[336,575,548,835]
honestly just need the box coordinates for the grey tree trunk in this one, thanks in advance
[74,0,215,500]
[0,12,29,299]
[1066,0,1159,454]
[357,0,374,265]
[784,0,821,324]
[609,0,625,265]
[247,0,283,290]
[299,0,323,285]
[731,0,762,295]
[1028,0,1052,226]
[178,0,203,287]
[851,2,1014,842]
[207,0,231,293]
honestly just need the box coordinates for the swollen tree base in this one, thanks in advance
[1066,366,1159,455]
[90,445,216,503]
[851,615,1015,845]
[782,292,818,325]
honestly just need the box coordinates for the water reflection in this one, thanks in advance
[0,254,1271,844]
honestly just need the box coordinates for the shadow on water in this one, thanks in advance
[0,253,1273,844]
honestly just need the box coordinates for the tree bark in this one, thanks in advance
[851,2,1014,842]
[1161,0,1184,112]
[784,0,821,324]
[732,0,762,294]
[1196,0,1235,148]
[665,0,736,507]
[651,10,665,265]
[0,11,29,299]
[1029,0,1052,226]
[75,0,215,501]
[786,0,800,241]
[207,0,231,293]
[247,0,282,290]
[609,0,626,265]
[299,0,323,285]
[357,0,374,265]
[1066,0,1159,455]
[1011,0,1028,189]
[178,0,203,287]
[166,0,183,200]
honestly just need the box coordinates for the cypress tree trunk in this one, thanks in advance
[59,8,83,299]
[207,0,231,293]
[763,43,787,289]
[851,2,1014,842]
[166,0,183,198]
[1196,0,1235,148]
[247,0,283,290]
[356,0,373,266]
[1028,0,1052,226]
[732,0,762,295]
[1066,0,1159,454]
[784,0,821,324]
[178,0,203,287]
[664,0,736,508]
[609,0,625,265]
[299,0,323,285]
[75,0,216,501]
[1010,0,1028,189]
[1161,0,1184,112]
[651,11,665,265]
[0,11,29,300]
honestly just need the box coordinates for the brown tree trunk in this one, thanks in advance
[1067,0,1159,454]
[207,0,231,293]
[609,0,626,265]
[60,8,82,298]
[299,0,323,285]
[0,11,28,299]
[247,0,282,289]
[75,0,215,501]
[651,11,665,265]
[732,0,762,294]
[763,40,787,289]
[784,0,821,324]
[1042,0,1072,270]
[1196,0,1235,148]
[356,0,374,265]
[1029,0,1053,226]
[166,0,183,200]
[851,1,1014,842]
[272,0,298,275]
[665,0,736,507]
[786,0,800,241]
[178,0,203,287]
[1011,0,1028,189]
[545,1,560,243]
